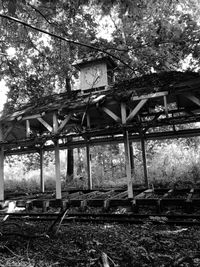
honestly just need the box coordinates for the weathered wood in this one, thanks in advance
[0,146,4,201]
[22,112,45,120]
[163,95,168,118]
[126,99,148,122]
[86,143,92,190]
[58,114,72,133]
[123,130,133,199]
[53,113,58,134]
[184,93,200,107]
[4,125,14,139]
[121,102,126,124]
[37,117,53,132]
[54,141,61,199]
[87,113,91,129]
[131,91,168,101]
[26,120,31,138]
[141,137,149,187]
[129,142,135,174]
[0,124,4,201]
[40,148,45,193]
[102,107,121,122]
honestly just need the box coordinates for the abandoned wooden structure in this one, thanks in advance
[0,56,200,201]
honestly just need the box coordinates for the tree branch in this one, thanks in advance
[0,13,135,71]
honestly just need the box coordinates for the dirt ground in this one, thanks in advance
[0,219,199,267]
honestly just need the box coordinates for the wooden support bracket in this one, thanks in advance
[126,99,148,123]
[102,107,121,123]
[184,93,200,107]
[58,114,72,133]
[37,117,53,132]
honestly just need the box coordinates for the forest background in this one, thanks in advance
[1,0,200,192]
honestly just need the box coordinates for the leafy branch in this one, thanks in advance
[0,13,136,72]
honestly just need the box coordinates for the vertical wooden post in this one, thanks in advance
[26,120,31,138]
[123,130,133,199]
[86,141,92,190]
[86,113,92,189]
[163,95,168,118]
[129,142,134,174]
[0,146,4,201]
[0,124,4,201]
[121,103,133,198]
[141,137,149,187]
[54,140,61,199]
[40,148,45,193]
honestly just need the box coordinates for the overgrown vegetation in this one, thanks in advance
[4,136,200,192]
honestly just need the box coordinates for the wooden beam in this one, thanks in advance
[0,146,4,201]
[37,117,53,132]
[40,148,45,193]
[126,99,148,122]
[22,112,45,120]
[86,142,92,190]
[184,93,200,107]
[131,91,168,101]
[129,142,135,174]
[58,114,72,133]
[54,141,61,199]
[0,124,4,200]
[102,107,121,122]
[121,103,127,124]
[87,113,91,129]
[141,137,149,187]
[53,113,58,134]
[123,130,133,198]
[163,95,168,118]
[3,125,13,139]
[26,120,31,138]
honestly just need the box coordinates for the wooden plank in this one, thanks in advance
[53,113,58,134]
[55,141,61,199]
[26,120,31,138]
[126,99,148,122]
[141,137,149,187]
[87,113,91,129]
[58,114,72,133]
[184,93,200,107]
[3,125,13,139]
[86,143,92,190]
[40,149,45,193]
[163,95,168,118]
[131,91,168,101]
[121,103,126,124]
[22,112,45,120]
[123,130,133,199]
[102,107,121,122]
[37,117,53,132]
[0,146,4,201]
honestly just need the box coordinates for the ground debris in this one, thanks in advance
[0,219,199,266]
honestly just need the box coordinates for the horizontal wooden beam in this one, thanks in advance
[131,91,168,101]
[5,128,200,156]
[22,112,45,121]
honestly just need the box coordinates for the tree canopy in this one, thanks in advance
[0,0,200,112]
